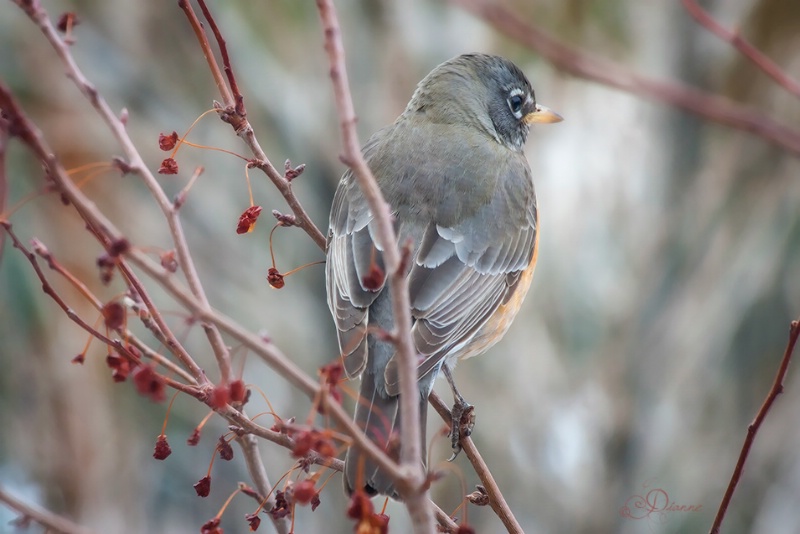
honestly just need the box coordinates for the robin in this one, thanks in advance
[326,53,562,498]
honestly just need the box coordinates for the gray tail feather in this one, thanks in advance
[344,370,428,499]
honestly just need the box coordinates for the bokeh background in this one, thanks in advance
[2,0,800,533]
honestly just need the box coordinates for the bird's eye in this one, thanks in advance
[508,93,525,116]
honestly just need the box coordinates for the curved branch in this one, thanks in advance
[682,0,800,100]
[452,0,800,156]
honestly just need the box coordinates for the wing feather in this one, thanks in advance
[325,120,537,393]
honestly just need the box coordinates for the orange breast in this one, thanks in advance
[458,232,539,361]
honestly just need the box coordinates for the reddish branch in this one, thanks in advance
[710,320,799,534]
[682,0,800,100]
[429,392,523,534]
[196,0,245,116]
[177,0,327,250]
[0,74,403,507]
[27,236,195,383]
[0,111,7,259]
[0,222,199,397]
[452,0,800,156]
[177,0,234,115]
[7,0,231,385]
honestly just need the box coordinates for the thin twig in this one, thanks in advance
[14,0,233,384]
[251,159,328,250]
[1,222,199,398]
[0,29,209,385]
[196,0,245,116]
[177,0,234,109]
[0,486,94,534]
[429,391,523,534]
[3,76,409,494]
[235,432,290,534]
[127,334,196,385]
[222,406,344,470]
[0,109,8,261]
[452,0,800,156]
[682,0,800,100]
[29,240,196,384]
[177,0,327,250]
[709,319,799,534]
[433,505,460,533]
[314,1,433,531]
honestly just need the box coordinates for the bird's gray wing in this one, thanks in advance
[383,155,538,395]
[327,124,537,392]
[326,136,387,378]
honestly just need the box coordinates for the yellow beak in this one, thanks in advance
[524,104,563,124]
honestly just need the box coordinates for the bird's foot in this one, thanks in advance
[448,399,475,461]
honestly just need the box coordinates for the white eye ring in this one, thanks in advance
[507,88,526,119]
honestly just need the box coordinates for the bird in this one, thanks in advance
[325,53,562,498]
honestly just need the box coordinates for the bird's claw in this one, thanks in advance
[448,401,475,461]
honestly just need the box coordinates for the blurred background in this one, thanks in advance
[1,0,799,533]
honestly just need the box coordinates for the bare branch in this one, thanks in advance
[1,222,200,397]
[433,506,460,533]
[196,0,245,116]
[28,239,196,384]
[235,433,291,534]
[177,0,234,109]
[177,0,327,250]
[710,319,800,534]
[314,0,433,530]
[0,107,7,260]
[429,391,523,534]
[0,486,94,534]
[6,3,229,383]
[682,0,800,100]
[452,0,800,156]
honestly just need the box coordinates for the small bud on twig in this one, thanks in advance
[111,156,132,175]
[271,209,296,227]
[284,159,306,181]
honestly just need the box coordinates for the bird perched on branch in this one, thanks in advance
[326,53,562,498]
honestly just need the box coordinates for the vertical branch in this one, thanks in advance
[235,433,290,534]
[314,0,432,526]
[195,0,245,115]
[177,0,234,107]
[0,110,8,259]
[709,319,800,534]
